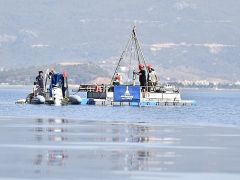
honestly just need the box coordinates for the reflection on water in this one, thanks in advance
[0,118,240,179]
[34,118,67,142]
[34,118,69,171]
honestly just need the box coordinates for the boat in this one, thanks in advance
[16,70,81,105]
[73,27,195,107]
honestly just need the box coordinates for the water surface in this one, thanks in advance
[0,87,240,179]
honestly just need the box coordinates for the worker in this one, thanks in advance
[48,69,56,97]
[95,85,102,92]
[48,69,55,79]
[33,81,37,96]
[36,71,44,91]
[134,64,146,91]
[147,64,158,91]
[33,81,42,96]
[113,73,122,86]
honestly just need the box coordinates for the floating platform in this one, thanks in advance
[73,85,196,107]
[79,98,195,107]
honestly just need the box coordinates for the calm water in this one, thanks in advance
[0,87,240,180]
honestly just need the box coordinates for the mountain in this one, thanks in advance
[0,63,110,85]
[0,0,240,82]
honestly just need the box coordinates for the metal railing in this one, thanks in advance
[73,84,180,94]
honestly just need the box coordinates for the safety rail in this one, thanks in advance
[73,84,180,94]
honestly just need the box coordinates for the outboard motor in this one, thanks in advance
[49,73,65,105]
[52,87,63,106]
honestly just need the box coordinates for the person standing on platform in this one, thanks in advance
[134,64,147,91]
[147,65,158,92]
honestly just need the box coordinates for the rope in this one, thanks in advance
[127,33,134,82]
[133,27,149,74]
[110,31,133,85]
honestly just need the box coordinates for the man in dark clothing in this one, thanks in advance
[134,64,146,91]
[36,71,44,89]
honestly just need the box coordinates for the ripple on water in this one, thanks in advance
[0,117,240,179]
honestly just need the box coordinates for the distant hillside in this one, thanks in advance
[0,0,240,81]
[0,63,110,85]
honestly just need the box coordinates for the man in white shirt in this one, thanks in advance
[147,65,158,92]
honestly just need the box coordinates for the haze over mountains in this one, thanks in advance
[0,0,240,82]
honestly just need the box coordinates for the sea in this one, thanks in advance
[0,87,240,180]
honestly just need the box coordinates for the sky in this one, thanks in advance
[0,0,239,81]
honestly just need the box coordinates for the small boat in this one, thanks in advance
[73,27,195,107]
[16,71,81,105]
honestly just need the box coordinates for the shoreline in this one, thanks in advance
[0,84,80,89]
[0,84,240,91]
[180,87,240,91]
